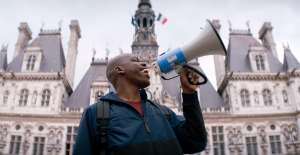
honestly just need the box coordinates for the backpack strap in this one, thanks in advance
[96,100,110,155]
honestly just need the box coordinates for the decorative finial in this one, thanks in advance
[58,20,63,31]
[228,20,232,32]
[40,21,45,32]
[92,48,96,62]
[246,20,251,32]
[105,48,110,60]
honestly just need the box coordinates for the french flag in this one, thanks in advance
[157,13,168,25]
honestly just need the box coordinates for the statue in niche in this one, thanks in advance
[258,126,267,144]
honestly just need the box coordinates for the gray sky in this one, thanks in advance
[0,0,299,88]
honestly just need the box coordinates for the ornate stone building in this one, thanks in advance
[1,0,300,155]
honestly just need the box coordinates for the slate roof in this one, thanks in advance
[7,30,66,72]
[283,47,300,71]
[226,29,283,73]
[64,60,108,108]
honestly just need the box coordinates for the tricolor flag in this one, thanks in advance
[131,16,137,27]
[156,13,168,25]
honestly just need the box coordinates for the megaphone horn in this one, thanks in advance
[182,19,227,62]
[154,19,227,85]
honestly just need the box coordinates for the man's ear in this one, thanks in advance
[115,66,125,75]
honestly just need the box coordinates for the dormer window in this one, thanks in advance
[249,46,270,72]
[255,55,265,71]
[26,55,36,71]
[22,47,42,72]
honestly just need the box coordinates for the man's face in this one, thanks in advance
[119,55,150,88]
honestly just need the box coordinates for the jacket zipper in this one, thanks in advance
[143,117,151,133]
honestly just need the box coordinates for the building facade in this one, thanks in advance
[1,0,300,155]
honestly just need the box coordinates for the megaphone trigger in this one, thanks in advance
[183,65,207,85]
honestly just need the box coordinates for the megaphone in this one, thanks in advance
[154,19,227,85]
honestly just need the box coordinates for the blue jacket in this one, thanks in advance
[74,90,207,155]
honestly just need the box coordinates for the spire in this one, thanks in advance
[282,43,300,71]
[0,44,8,72]
[132,0,158,62]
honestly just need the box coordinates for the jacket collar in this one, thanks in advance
[100,89,148,103]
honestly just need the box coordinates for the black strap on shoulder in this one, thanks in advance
[147,99,172,121]
[96,100,110,155]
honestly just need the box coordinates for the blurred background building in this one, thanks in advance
[1,0,300,155]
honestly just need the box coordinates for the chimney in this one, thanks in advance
[14,22,32,58]
[259,22,277,58]
[0,44,8,72]
[211,19,226,87]
[66,20,81,88]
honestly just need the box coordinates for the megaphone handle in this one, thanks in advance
[183,65,208,85]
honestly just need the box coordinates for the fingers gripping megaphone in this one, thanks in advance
[153,19,227,85]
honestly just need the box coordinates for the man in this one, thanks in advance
[74,54,207,155]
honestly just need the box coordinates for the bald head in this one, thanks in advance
[106,54,132,85]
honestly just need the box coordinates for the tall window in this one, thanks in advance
[255,55,265,71]
[19,89,29,106]
[240,89,250,107]
[9,135,22,155]
[253,91,259,104]
[33,136,45,155]
[246,136,258,155]
[212,126,225,155]
[262,89,272,106]
[3,90,9,105]
[269,135,282,154]
[282,90,288,104]
[65,126,79,155]
[26,55,36,71]
[41,89,51,107]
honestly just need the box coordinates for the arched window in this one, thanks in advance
[137,19,140,27]
[19,89,29,106]
[149,19,153,26]
[282,90,288,104]
[41,89,51,107]
[26,55,36,71]
[262,89,272,106]
[255,55,265,71]
[143,18,147,28]
[240,89,250,107]
[3,90,9,105]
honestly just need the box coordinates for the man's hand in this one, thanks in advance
[180,68,199,94]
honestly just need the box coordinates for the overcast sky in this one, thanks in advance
[0,0,299,88]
